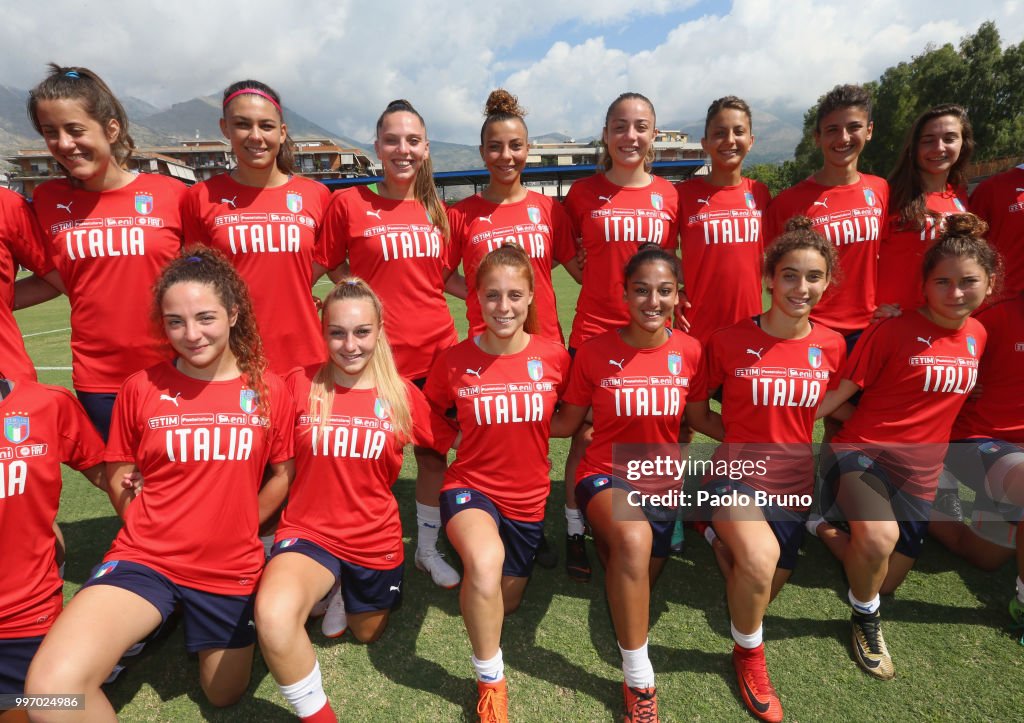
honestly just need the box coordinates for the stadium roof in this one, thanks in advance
[321,159,707,198]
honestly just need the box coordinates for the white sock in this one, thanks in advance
[416,502,442,554]
[849,590,880,615]
[731,622,763,649]
[1016,577,1024,604]
[704,525,718,545]
[260,534,275,558]
[278,660,328,718]
[618,639,655,689]
[472,649,504,683]
[805,513,824,537]
[565,505,585,536]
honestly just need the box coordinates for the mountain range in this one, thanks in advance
[0,84,803,174]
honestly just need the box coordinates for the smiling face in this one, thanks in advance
[325,297,380,383]
[702,107,754,176]
[480,118,528,187]
[375,110,429,188]
[768,248,830,320]
[921,255,992,329]
[162,281,238,378]
[478,263,533,340]
[34,97,120,191]
[815,106,872,171]
[624,259,678,336]
[602,98,656,172]
[220,93,286,174]
[916,114,963,181]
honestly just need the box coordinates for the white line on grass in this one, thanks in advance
[37,366,72,370]
[23,326,71,338]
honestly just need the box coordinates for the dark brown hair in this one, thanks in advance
[480,89,528,144]
[815,84,872,131]
[887,104,974,230]
[222,79,295,175]
[600,92,656,173]
[765,216,840,283]
[704,95,752,136]
[28,63,135,168]
[922,213,1002,296]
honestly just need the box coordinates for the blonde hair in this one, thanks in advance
[309,278,412,440]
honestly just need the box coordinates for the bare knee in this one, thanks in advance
[202,680,248,708]
[849,522,899,561]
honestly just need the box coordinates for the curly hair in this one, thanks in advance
[152,246,270,420]
[765,215,840,284]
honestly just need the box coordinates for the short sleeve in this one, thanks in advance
[549,201,578,265]
[3,194,54,276]
[105,375,142,464]
[180,185,209,245]
[267,375,296,464]
[54,387,105,470]
[317,191,351,271]
[561,346,595,408]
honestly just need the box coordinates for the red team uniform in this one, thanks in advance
[0,189,55,382]
[562,329,701,484]
[951,294,1024,444]
[31,175,185,392]
[278,369,438,568]
[424,336,571,521]
[319,186,458,380]
[447,192,576,342]
[0,382,104,641]
[835,313,985,500]
[676,177,771,344]
[563,175,679,349]
[766,176,888,336]
[690,319,846,501]
[969,166,1024,297]
[182,175,331,373]
[876,188,967,312]
[103,363,293,595]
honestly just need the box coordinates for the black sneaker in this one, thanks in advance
[565,533,591,583]
[933,489,964,522]
[535,531,558,569]
[851,610,895,680]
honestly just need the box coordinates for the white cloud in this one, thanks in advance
[1,0,1019,145]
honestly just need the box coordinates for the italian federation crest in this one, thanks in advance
[808,346,822,369]
[651,193,664,211]
[967,336,977,357]
[286,192,303,213]
[667,352,682,375]
[135,193,154,215]
[4,415,29,444]
[374,398,390,419]
[528,359,544,381]
[863,188,876,207]
[953,198,966,212]
[240,389,259,413]
[744,192,756,209]
[527,206,541,224]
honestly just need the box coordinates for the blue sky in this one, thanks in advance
[2,1,1020,144]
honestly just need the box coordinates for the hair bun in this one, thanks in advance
[943,212,988,239]
[484,89,525,118]
[784,215,815,233]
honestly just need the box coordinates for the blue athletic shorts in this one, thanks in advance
[270,538,403,613]
[82,560,255,652]
[575,473,675,558]
[822,450,933,559]
[75,390,117,442]
[439,488,543,578]
[702,478,807,570]
[0,635,45,695]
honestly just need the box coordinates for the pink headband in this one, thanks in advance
[223,88,282,113]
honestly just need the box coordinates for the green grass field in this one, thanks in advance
[14,268,1024,721]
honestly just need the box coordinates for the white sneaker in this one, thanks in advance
[415,549,461,589]
[310,582,337,619]
[321,585,348,638]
